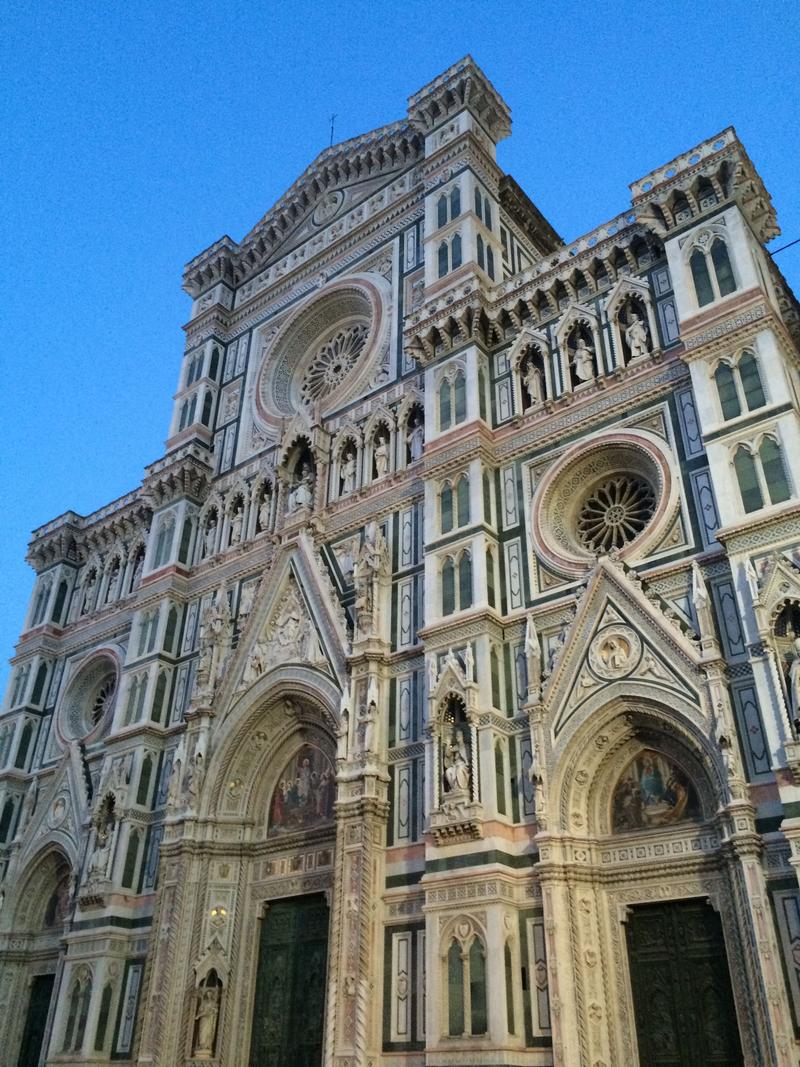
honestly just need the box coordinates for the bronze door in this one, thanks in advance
[249,893,329,1067]
[17,973,55,1067]
[626,899,743,1067]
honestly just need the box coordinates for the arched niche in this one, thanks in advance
[267,743,335,837]
[609,748,702,833]
[8,847,73,935]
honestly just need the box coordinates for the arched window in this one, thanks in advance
[760,437,791,504]
[201,391,213,426]
[454,372,467,424]
[504,942,516,1034]
[442,559,456,616]
[437,194,447,228]
[31,581,50,627]
[711,239,736,296]
[469,939,487,1034]
[438,241,448,279]
[483,471,493,524]
[456,475,470,527]
[483,197,492,231]
[474,186,482,220]
[477,233,485,271]
[164,606,178,652]
[209,347,220,380]
[495,742,507,815]
[178,518,193,564]
[715,363,741,419]
[486,547,496,608]
[136,756,153,807]
[15,722,33,769]
[63,972,92,1053]
[94,982,114,1052]
[458,552,473,611]
[179,401,189,431]
[448,939,465,1035]
[478,365,487,421]
[52,580,69,624]
[122,828,141,889]
[0,798,15,843]
[734,446,763,512]
[450,186,461,218]
[490,646,501,708]
[738,351,766,410]
[690,248,714,307]
[439,377,452,430]
[451,233,462,270]
[486,246,495,280]
[154,519,174,570]
[152,670,168,724]
[31,662,48,705]
[440,483,454,534]
[187,394,197,425]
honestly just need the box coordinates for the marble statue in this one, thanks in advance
[374,435,389,478]
[691,562,716,643]
[204,519,217,557]
[443,727,470,793]
[193,982,220,1058]
[625,311,650,359]
[571,337,596,382]
[407,418,424,462]
[525,613,542,695]
[229,506,244,545]
[341,452,357,495]
[523,361,544,405]
[288,462,314,510]
[258,491,271,531]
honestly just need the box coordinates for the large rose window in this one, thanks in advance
[299,323,369,406]
[577,476,656,553]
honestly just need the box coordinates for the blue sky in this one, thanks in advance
[2,0,799,692]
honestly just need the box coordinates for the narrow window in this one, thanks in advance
[486,547,496,608]
[459,553,473,610]
[187,394,197,425]
[75,979,92,1051]
[690,248,714,306]
[437,194,448,228]
[31,662,48,705]
[201,391,213,426]
[136,756,153,807]
[715,363,741,420]
[490,647,501,707]
[122,829,140,889]
[478,366,487,421]
[94,983,113,1052]
[440,483,454,534]
[738,352,766,410]
[442,559,456,616]
[469,939,487,1035]
[711,239,736,296]
[448,939,465,1035]
[438,241,448,279]
[52,580,69,623]
[439,378,452,430]
[456,475,470,527]
[454,373,467,423]
[734,447,764,512]
[483,197,492,230]
[477,233,485,270]
[0,798,15,843]
[505,943,516,1034]
[486,246,495,280]
[209,347,220,380]
[495,743,507,815]
[15,722,33,769]
[451,234,462,270]
[165,607,178,652]
[482,471,492,524]
[179,401,188,431]
[152,670,168,724]
[450,186,461,218]
[135,675,149,719]
[63,981,81,1051]
[178,518,193,563]
[474,186,482,221]
[760,437,791,504]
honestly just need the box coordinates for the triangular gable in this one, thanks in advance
[543,557,705,741]
[217,532,350,716]
[756,553,800,625]
[16,746,88,867]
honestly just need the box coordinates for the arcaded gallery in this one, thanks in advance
[2,57,800,1067]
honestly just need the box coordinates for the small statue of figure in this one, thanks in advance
[130,553,144,592]
[352,525,386,636]
[625,311,650,360]
[193,981,221,1058]
[464,644,475,683]
[744,558,760,603]
[523,360,544,405]
[407,418,424,462]
[81,573,96,615]
[106,564,120,604]
[242,641,267,686]
[258,490,271,532]
[525,613,542,696]
[789,636,800,720]
[374,435,390,478]
[341,452,357,495]
[337,686,351,762]
[195,587,233,695]
[185,751,205,805]
[204,519,217,558]
[288,463,314,510]
[229,506,244,545]
[87,824,113,881]
[165,757,182,813]
[443,727,470,793]
[691,562,715,643]
[571,337,596,383]
[428,655,438,691]
[359,698,377,756]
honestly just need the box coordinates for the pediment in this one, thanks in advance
[16,749,87,867]
[605,274,652,318]
[758,554,800,622]
[543,557,705,741]
[218,533,350,716]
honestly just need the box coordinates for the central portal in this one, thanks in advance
[626,898,743,1067]
[249,892,330,1067]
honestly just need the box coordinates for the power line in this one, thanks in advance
[771,236,800,255]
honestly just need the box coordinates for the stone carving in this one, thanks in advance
[588,626,641,679]
[288,462,315,511]
[624,311,650,360]
[229,506,244,545]
[571,337,596,382]
[373,434,389,478]
[192,975,221,1059]
[194,587,233,699]
[243,579,323,685]
[204,519,217,557]
[80,572,96,615]
[341,451,357,495]
[523,360,545,405]
[407,416,424,462]
[258,489,272,532]
[359,680,378,757]
[525,613,542,697]
[691,562,716,643]
[443,726,470,794]
[353,523,388,637]
[744,558,761,603]
[337,684,351,762]
[788,636,800,721]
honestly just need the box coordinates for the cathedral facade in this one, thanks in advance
[3,57,800,1067]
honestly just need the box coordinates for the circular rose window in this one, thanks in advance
[256,275,390,423]
[59,656,119,742]
[531,430,678,575]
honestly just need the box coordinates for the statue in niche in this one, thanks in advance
[523,359,545,406]
[130,552,144,592]
[257,489,271,532]
[691,562,716,642]
[192,974,221,1059]
[86,795,116,882]
[288,462,314,511]
[374,433,390,478]
[229,506,244,545]
[204,519,217,557]
[185,750,205,806]
[165,757,182,813]
[80,573,96,615]
[242,639,268,685]
[525,613,542,695]
[106,562,120,603]
[464,643,474,683]
[341,451,357,495]
[359,696,377,757]
[571,336,596,383]
[353,524,386,636]
[337,685,351,761]
[406,415,425,462]
[624,309,650,360]
[443,725,470,794]
[789,635,800,721]
[195,587,232,695]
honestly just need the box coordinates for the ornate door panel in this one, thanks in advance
[249,893,329,1067]
[626,899,743,1067]
[17,972,54,1067]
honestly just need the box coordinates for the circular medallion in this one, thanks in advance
[312,190,344,226]
[588,625,642,679]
